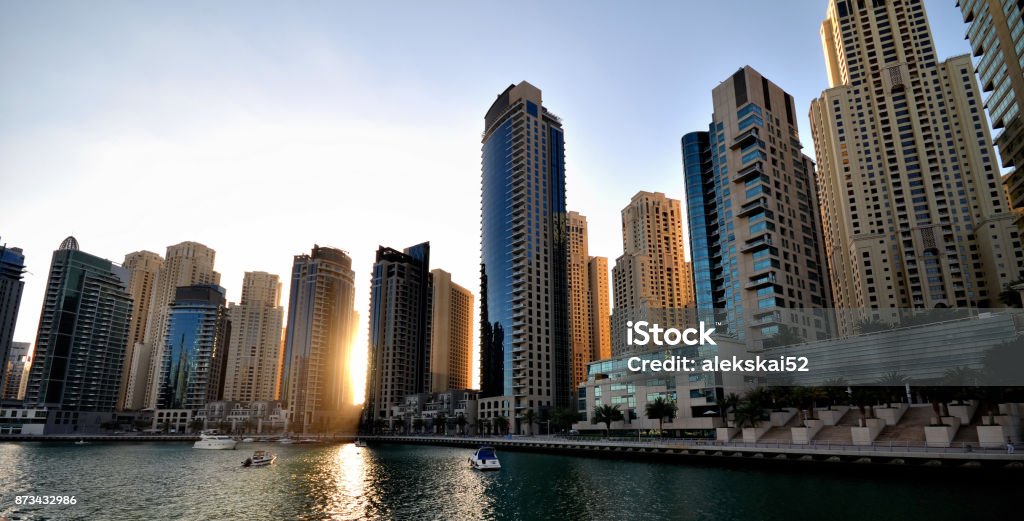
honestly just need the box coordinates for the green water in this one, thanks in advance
[0,441,1016,520]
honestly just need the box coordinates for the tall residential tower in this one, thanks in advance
[809,0,1023,327]
[480,81,570,430]
[223,272,284,402]
[0,240,25,399]
[683,67,832,344]
[117,250,163,410]
[283,245,357,433]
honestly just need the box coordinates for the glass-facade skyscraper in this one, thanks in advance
[24,237,132,412]
[156,285,231,410]
[480,81,570,427]
[0,240,26,400]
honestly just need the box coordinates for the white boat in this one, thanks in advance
[193,434,238,450]
[354,439,368,448]
[277,438,295,444]
[74,440,89,445]
[469,446,501,470]
[241,438,255,443]
[242,450,277,467]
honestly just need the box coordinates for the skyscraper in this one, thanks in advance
[480,81,570,429]
[223,272,284,402]
[24,237,132,412]
[809,0,1023,326]
[567,211,592,391]
[610,192,695,356]
[428,268,474,393]
[117,250,163,410]
[365,243,432,423]
[283,245,356,433]
[683,67,833,344]
[1,341,31,401]
[127,241,219,409]
[958,0,1024,235]
[587,256,612,361]
[156,285,231,410]
[959,0,1024,175]
[0,240,25,399]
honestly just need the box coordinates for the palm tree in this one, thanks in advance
[521,409,537,436]
[998,278,1023,307]
[132,419,150,432]
[721,392,741,426]
[372,418,386,434]
[552,407,581,433]
[762,325,804,348]
[854,316,891,334]
[433,411,447,435]
[876,371,910,406]
[733,400,763,429]
[821,377,848,410]
[591,404,624,437]
[412,418,424,434]
[456,414,468,435]
[644,397,677,433]
[493,416,509,435]
[188,419,205,434]
[479,418,491,436]
[850,387,878,425]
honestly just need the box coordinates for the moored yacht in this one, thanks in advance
[193,433,238,450]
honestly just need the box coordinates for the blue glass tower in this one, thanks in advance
[157,285,231,410]
[480,81,570,419]
[0,240,26,399]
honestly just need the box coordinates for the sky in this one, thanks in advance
[0,1,974,394]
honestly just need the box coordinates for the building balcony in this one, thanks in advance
[744,274,776,290]
[736,198,768,217]
[730,128,760,150]
[739,235,772,253]
[733,162,764,184]
[751,312,782,326]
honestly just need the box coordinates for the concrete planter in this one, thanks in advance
[716,427,738,443]
[946,401,977,425]
[925,417,961,448]
[998,403,1024,417]
[875,403,907,426]
[792,419,824,445]
[818,406,849,426]
[742,426,769,443]
[977,424,1014,448]
[851,418,885,446]
[769,408,798,427]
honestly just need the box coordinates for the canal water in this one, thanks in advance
[0,441,1016,520]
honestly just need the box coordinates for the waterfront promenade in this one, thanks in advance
[364,434,1024,470]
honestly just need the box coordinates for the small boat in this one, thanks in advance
[241,438,255,443]
[74,440,89,445]
[469,446,501,470]
[277,438,295,444]
[242,450,277,467]
[354,439,367,448]
[193,434,238,450]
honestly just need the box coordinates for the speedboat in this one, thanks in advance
[469,446,501,470]
[193,434,238,450]
[74,440,89,445]
[354,439,368,448]
[242,450,277,467]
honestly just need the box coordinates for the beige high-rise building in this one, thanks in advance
[809,0,1023,331]
[125,241,220,409]
[588,257,611,361]
[611,192,695,356]
[117,250,163,410]
[566,211,592,391]
[223,272,285,403]
[428,269,474,393]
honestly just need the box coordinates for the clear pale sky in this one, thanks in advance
[0,1,973,392]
